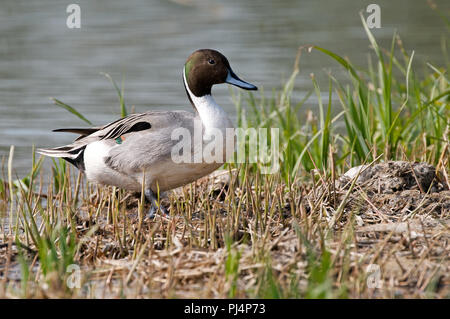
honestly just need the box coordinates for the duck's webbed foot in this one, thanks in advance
[145,189,169,219]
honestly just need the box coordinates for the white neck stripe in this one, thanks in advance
[182,66,231,130]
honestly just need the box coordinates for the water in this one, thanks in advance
[0,0,448,177]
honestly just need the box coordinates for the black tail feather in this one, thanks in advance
[63,147,86,171]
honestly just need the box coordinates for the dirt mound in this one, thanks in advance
[340,161,446,194]
[316,161,449,222]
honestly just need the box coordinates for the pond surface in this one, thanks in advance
[0,0,448,176]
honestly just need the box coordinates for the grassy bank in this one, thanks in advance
[0,16,449,298]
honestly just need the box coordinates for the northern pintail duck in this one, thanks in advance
[38,49,257,217]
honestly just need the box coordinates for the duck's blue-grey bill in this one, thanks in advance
[226,70,257,90]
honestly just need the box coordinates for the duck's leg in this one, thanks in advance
[144,189,169,218]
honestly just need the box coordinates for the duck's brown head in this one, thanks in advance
[183,49,257,97]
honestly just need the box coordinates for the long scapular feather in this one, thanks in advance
[52,128,100,136]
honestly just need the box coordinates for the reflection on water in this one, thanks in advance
[0,0,448,176]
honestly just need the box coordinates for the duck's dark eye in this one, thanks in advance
[208,59,215,65]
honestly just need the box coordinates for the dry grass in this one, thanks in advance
[0,159,448,299]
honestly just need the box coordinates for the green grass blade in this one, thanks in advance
[101,72,128,118]
[51,98,92,125]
